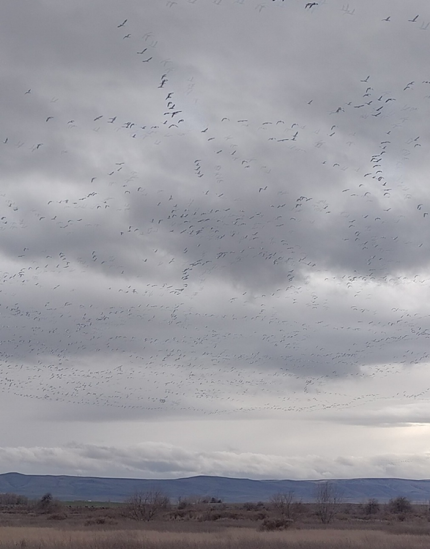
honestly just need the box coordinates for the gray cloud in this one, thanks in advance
[1,0,430,479]
[1,441,430,481]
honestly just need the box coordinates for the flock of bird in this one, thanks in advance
[1,0,430,420]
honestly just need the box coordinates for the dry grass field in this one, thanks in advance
[1,526,430,549]
[1,495,430,549]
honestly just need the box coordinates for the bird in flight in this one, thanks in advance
[117,19,127,27]
[305,2,318,8]
[408,15,419,23]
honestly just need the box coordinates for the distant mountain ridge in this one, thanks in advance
[1,472,430,503]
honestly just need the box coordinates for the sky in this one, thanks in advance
[1,0,430,482]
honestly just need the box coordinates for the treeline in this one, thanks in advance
[0,493,29,505]
[0,491,62,513]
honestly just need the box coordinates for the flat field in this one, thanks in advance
[2,525,430,549]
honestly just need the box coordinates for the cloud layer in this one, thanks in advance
[2,442,430,481]
[1,0,430,479]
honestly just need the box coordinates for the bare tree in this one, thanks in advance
[363,498,380,515]
[388,496,412,514]
[314,481,340,524]
[125,490,170,521]
[270,491,295,519]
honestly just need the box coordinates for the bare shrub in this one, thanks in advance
[292,500,306,517]
[35,493,62,514]
[363,498,380,515]
[270,491,295,519]
[47,512,68,521]
[125,490,170,521]
[84,516,119,526]
[389,496,412,514]
[177,498,188,510]
[258,517,293,531]
[314,481,341,524]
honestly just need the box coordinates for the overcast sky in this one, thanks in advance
[1,0,430,482]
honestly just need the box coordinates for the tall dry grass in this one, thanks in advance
[1,527,430,549]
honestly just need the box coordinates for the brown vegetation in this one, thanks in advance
[0,491,429,549]
[1,526,430,549]
[124,490,170,521]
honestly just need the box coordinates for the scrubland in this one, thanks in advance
[0,495,430,549]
